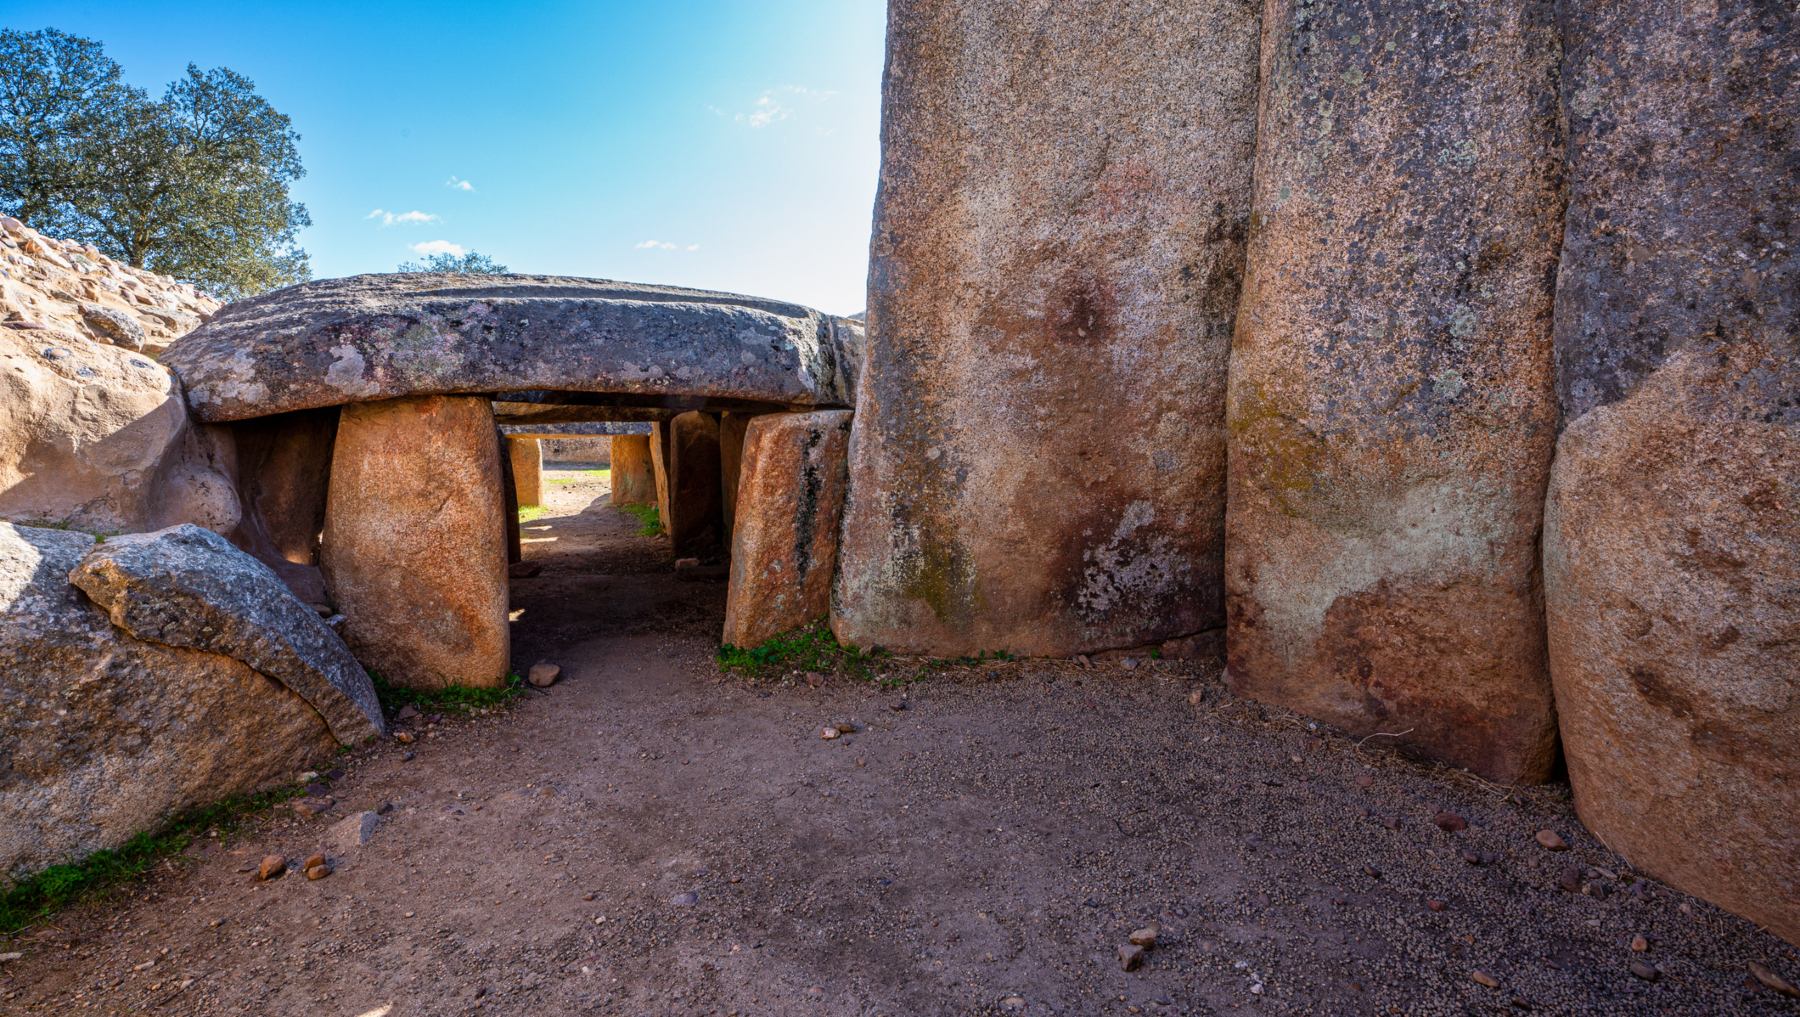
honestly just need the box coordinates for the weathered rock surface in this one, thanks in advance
[0,329,238,535]
[0,522,336,883]
[162,274,862,422]
[718,411,749,541]
[665,412,724,558]
[833,0,1260,656]
[1544,1,1798,944]
[69,524,385,744]
[220,409,338,603]
[610,434,656,507]
[649,422,673,530]
[322,396,510,689]
[1222,0,1564,782]
[724,411,852,647]
[508,437,543,507]
[0,216,220,355]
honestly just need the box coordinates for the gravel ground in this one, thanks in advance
[1,469,1794,1016]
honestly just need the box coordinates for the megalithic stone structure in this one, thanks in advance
[1223,0,1565,782]
[507,437,543,507]
[1544,1,1799,945]
[833,0,1261,657]
[610,434,656,507]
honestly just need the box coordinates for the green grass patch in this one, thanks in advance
[549,467,609,487]
[518,504,549,522]
[717,621,892,684]
[368,670,525,716]
[0,783,304,934]
[619,503,662,537]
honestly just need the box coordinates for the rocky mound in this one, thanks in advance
[0,217,220,355]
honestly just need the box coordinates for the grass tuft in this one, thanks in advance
[368,670,526,716]
[518,504,549,522]
[0,783,304,934]
[717,621,891,684]
[619,503,662,537]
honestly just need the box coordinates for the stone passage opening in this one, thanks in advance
[163,273,862,692]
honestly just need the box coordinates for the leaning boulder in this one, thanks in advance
[0,522,337,883]
[70,524,385,745]
[1223,0,1563,782]
[322,395,510,689]
[1545,1,1798,944]
[724,411,852,648]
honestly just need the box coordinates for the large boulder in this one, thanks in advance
[0,522,337,883]
[1222,0,1564,782]
[322,396,510,689]
[1544,2,1798,943]
[0,329,238,536]
[70,524,385,745]
[162,274,861,422]
[723,411,852,647]
[832,0,1261,656]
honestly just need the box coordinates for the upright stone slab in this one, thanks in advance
[507,437,543,507]
[322,396,510,689]
[718,412,750,542]
[610,435,656,507]
[666,412,724,558]
[723,411,852,647]
[833,0,1261,656]
[225,408,338,604]
[1222,0,1563,782]
[1545,2,1798,944]
[649,422,673,532]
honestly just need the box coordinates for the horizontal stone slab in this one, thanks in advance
[163,274,861,422]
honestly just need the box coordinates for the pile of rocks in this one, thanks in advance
[0,217,219,355]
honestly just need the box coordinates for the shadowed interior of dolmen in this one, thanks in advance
[0,2,1795,1013]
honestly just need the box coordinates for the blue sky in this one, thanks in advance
[7,1,888,313]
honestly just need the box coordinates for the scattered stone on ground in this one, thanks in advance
[1537,829,1569,851]
[528,662,561,688]
[255,856,286,882]
[327,811,380,852]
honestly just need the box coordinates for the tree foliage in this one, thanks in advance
[0,28,310,300]
[397,250,510,275]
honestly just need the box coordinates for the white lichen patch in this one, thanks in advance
[324,344,380,397]
[1076,500,1190,621]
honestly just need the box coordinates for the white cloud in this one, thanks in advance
[365,208,438,226]
[410,240,466,257]
[635,240,700,253]
[445,176,475,192]
[722,85,838,129]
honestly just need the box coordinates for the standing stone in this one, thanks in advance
[665,411,724,558]
[1544,2,1798,944]
[718,412,750,542]
[507,436,543,507]
[224,408,338,603]
[723,411,852,648]
[649,422,673,532]
[833,0,1261,656]
[610,435,656,507]
[1222,0,1564,782]
[497,429,522,565]
[321,396,510,689]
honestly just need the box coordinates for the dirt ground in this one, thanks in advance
[1,467,1796,1016]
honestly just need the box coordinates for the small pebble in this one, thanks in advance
[1750,961,1800,998]
[1000,995,1026,1012]
[1426,899,1446,913]
[527,662,560,688]
[1629,961,1659,982]
[1433,812,1467,833]
[1471,970,1499,989]
[819,726,840,741]
[1128,925,1159,947]
[256,855,286,881]
[670,891,699,907]
[394,731,415,745]
[1630,934,1648,953]
[1535,829,1568,851]
[1118,943,1146,972]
